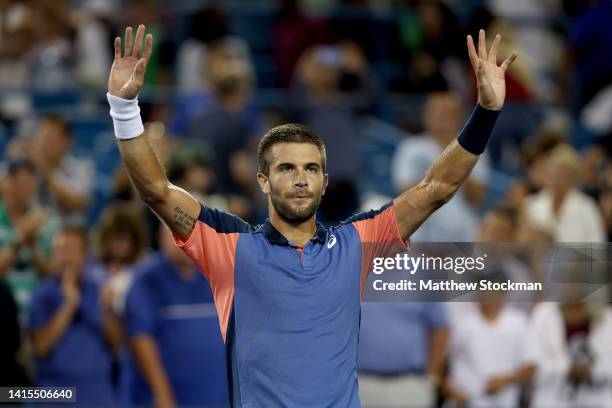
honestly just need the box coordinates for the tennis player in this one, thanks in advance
[106,24,517,407]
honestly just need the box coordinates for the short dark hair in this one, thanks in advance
[41,113,71,138]
[3,156,35,177]
[95,204,147,264]
[257,123,326,175]
[56,226,89,250]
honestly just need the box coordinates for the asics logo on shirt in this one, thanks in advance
[327,235,337,249]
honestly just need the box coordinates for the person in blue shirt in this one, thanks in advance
[358,302,448,407]
[28,227,121,405]
[106,25,517,407]
[123,226,228,407]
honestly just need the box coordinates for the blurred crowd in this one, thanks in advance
[0,0,611,406]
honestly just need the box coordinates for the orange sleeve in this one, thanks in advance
[352,204,410,298]
[173,220,238,343]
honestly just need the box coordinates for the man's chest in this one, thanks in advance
[233,231,363,315]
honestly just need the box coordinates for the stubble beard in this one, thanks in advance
[270,184,323,225]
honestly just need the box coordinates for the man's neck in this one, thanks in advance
[269,211,317,247]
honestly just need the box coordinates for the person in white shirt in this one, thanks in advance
[524,143,606,242]
[391,91,490,242]
[443,298,536,408]
[529,302,612,408]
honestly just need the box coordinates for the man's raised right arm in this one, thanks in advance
[107,25,200,241]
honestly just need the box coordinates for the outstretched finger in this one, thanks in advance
[500,52,519,72]
[132,24,145,58]
[488,34,501,64]
[478,29,487,60]
[132,58,147,87]
[114,37,121,60]
[124,26,133,56]
[466,35,478,70]
[142,33,153,62]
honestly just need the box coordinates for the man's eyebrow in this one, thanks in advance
[275,162,321,168]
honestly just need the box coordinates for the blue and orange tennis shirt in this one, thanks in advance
[173,202,409,407]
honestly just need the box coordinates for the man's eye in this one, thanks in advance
[307,167,319,173]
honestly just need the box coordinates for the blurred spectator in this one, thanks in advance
[561,0,612,114]
[0,0,35,82]
[93,203,147,315]
[124,0,173,86]
[175,5,230,94]
[74,0,116,89]
[503,127,565,208]
[358,302,448,408]
[272,0,330,87]
[476,208,535,294]
[123,227,228,407]
[523,143,606,242]
[170,39,260,220]
[0,0,36,119]
[391,0,466,94]
[10,113,94,226]
[29,0,75,90]
[476,19,543,172]
[486,0,563,100]
[0,280,29,386]
[529,302,612,407]
[167,142,228,210]
[391,92,489,241]
[184,46,256,193]
[482,20,536,103]
[0,157,57,318]
[291,42,377,222]
[170,37,257,139]
[89,203,148,400]
[28,227,121,404]
[477,207,517,242]
[443,298,536,408]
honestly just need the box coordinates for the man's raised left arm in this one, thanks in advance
[394,29,518,240]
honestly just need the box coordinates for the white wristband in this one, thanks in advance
[107,92,145,140]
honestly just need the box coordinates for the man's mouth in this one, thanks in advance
[289,192,312,199]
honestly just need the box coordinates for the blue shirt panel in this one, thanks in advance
[231,223,363,407]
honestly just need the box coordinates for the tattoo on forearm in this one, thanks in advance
[173,206,196,235]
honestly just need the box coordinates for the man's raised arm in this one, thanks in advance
[107,25,200,241]
[394,30,518,240]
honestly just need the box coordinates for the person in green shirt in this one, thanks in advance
[0,157,59,321]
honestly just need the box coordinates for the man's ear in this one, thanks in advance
[257,172,270,194]
[322,173,329,196]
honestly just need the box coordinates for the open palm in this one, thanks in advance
[467,29,518,111]
[108,25,153,100]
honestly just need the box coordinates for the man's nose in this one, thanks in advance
[294,169,308,187]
